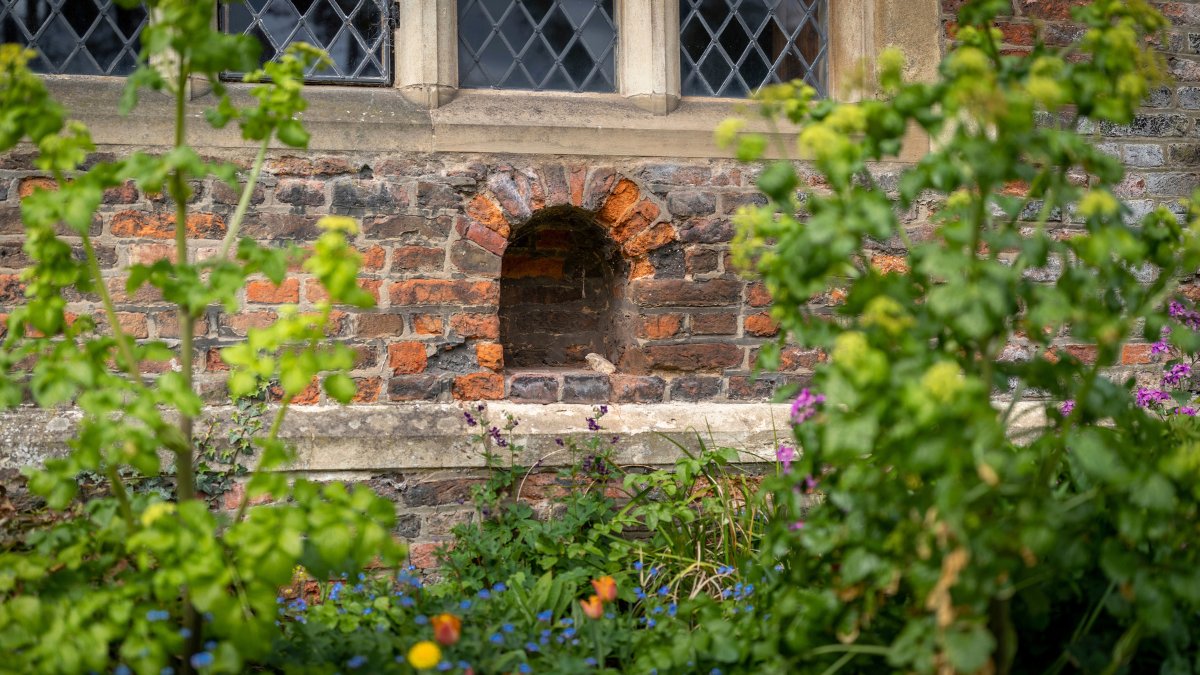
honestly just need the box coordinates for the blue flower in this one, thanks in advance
[178,628,192,639]
[502,623,514,633]
[633,561,643,571]
[711,669,723,675]
[525,642,539,652]
[634,587,646,600]
[395,655,406,664]
[160,668,175,675]
[560,618,574,626]
[362,607,373,615]
[492,582,507,592]
[115,666,131,675]
[460,599,472,610]
[415,614,429,625]
[563,628,576,639]
[347,655,368,669]
[668,603,677,617]
[652,606,663,614]
[657,586,669,596]
[585,657,597,667]
[537,610,553,622]
[400,596,415,607]
[490,633,504,644]
[204,641,217,651]
[190,652,214,669]
[146,609,169,622]
[519,665,532,674]
[477,589,491,599]
[437,661,452,671]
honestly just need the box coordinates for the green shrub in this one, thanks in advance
[725,0,1200,672]
[0,2,401,672]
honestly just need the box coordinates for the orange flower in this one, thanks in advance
[580,594,604,620]
[431,613,462,646]
[591,576,617,603]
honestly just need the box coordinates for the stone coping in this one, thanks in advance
[39,77,931,161]
[0,400,1050,473]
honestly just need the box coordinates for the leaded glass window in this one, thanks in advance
[0,0,147,76]
[681,0,827,98]
[219,0,392,84]
[458,0,616,93]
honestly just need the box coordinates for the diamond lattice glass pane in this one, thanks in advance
[680,0,827,98]
[0,0,147,76]
[458,0,616,93]
[219,0,391,85]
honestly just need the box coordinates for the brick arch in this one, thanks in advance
[460,166,676,272]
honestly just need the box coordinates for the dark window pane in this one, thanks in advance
[680,0,827,98]
[219,0,391,85]
[458,0,616,93]
[0,0,147,76]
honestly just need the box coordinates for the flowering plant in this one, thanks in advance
[727,0,1200,672]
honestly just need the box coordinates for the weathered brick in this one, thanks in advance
[111,211,226,239]
[450,313,500,339]
[677,218,734,244]
[417,180,460,210]
[872,254,910,274]
[18,176,57,198]
[465,193,511,237]
[155,311,209,339]
[267,155,354,177]
[103,181,139,204]
[331,178,402,213]
[390,280,499,306]
[727,375,777,400]
[450,238,502,275]
[128,243,177,265]
[364,214,448,240]
[746,282,772,307]
[562,374,611,403]
[595,178,640,226]
[609,199,661,243]
[636,164,712,186]
[463,221,508,256]
[452,372,504,400]
[685,247,721,275]
[426,344,479,373]
[388,375,449,401]
[623,222,676,257]
[691,313,739,335]
[241,213,321,240]
[648,242,685,279]
[744,312,780,337]
[638,314,683,339]
[357,313,405,338]
[392,245,446,273]
[778,346,826,371]
[360,245,386,270]
[388,341,428,374]
[476,342,504,371]
[219,310,277,337]
[643,343,743,371]
[352,377,383,403]
[508,374,559,403]
[669,376,722,401]
[630,279,741,307]
[304,278,382,304]
[1099,114,1191,138]
[1121,343,1154,365]
[1183,87,1200,110]
[412,314,444,336]
[275,179,327,206]
[1019,0,1089,21]
[611,375,665,403]
[667,190,716,217]
[1124,144,1165,167]
[246,278,300,304]
[110,312,149,339]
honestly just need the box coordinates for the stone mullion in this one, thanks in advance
[617,0,681,115]
[394,0,458,108]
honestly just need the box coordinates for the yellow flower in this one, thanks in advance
[407,641,442,670]
[140,501,175,527]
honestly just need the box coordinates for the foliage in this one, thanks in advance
[0,2,401,673]
[724,0,1200,672]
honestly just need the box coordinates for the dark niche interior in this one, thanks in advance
[499,206,629,370]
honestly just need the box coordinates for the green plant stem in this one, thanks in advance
[591,617,603,668]
[81,232,140,381]
[106,465,136,526]
[233,398,291,524]
[817,652,857,675]
[218,139,270,259]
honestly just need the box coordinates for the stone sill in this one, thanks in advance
[0,400,1049,474]
[41,77,931,162]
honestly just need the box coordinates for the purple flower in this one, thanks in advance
[555,438,564,446]
[789,521,805,531]
[1136,387,1172,408]
[1060,399,1075,416]
[790,389,825,425]
[775,445,796,474]
[463,411,477,427]
[1178,406,1199,416]
[598,405,608,415]
[587,418,601,432]
[1163,362,1192,386]
[804,474,818,491]
[1152,326,1172,355]
[1170,301,1200,329]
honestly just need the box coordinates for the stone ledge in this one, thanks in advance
[0,399,1050,473]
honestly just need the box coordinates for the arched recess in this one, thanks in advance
[499,206,630,369]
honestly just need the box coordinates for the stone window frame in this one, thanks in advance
[41,0,939,162]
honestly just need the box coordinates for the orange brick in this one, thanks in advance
[502,255,565,280]
[449,313,500,339]
[747,283,772,308]
[305,278,382,304]
[352,377,383,403]
[465,193,511,237]
[476,342,504,371]
[1121,343,1154,365]
[638,314,682,339]
[595,178,640,226]
[744,312,780,337]
[388,341,428,374]
[359,245,386,271]
[18,177,58,198]
[114,312,148,339]
[872,254,909,275]
[452,372,504,400]
[622,222,676,257]
[246,278,300,304]
[129,243,177,265]
[412,314,444,336]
